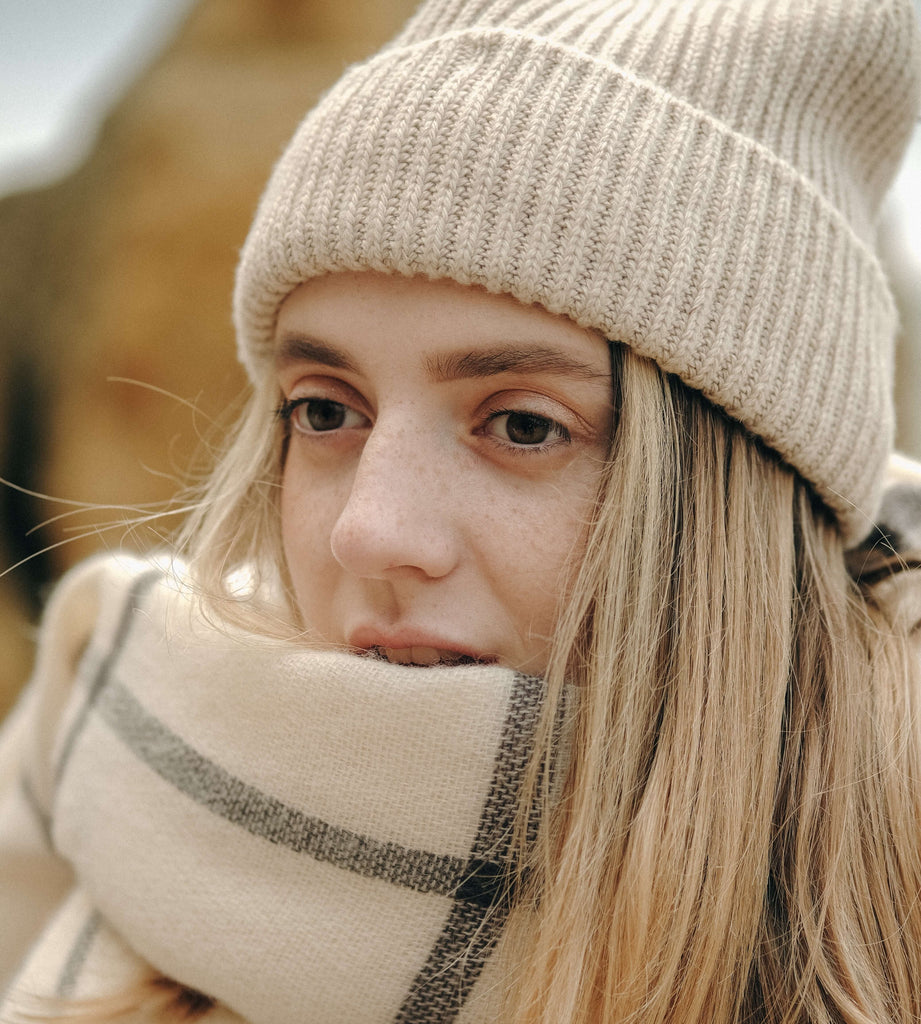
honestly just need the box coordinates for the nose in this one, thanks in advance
[329,418,461,581]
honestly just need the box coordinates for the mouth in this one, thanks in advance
[364,645,492,668]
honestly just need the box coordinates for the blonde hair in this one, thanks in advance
[33,343,921,1023]
[503,351,921,1023]
[6,974,214,1023]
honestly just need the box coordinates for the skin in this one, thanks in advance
[275,271,613,674]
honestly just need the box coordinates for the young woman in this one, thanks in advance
[2,0,921,1021]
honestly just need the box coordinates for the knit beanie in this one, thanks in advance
[234,0,921,542]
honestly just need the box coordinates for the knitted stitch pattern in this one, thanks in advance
[234,0,921,541]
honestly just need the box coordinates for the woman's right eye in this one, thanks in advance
[278,397,368,434]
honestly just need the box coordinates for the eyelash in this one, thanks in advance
[275,397,572,452]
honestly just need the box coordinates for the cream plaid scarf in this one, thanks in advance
[0,556,565,1023]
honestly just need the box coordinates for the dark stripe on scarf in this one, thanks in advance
[56,910,102,998]
[394,671,546,1024]
[94,679,489,898]
[19,771,53,850]
[53,569,162,787]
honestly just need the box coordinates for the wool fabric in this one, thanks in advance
[0,555,566,1023]
[233,0,921,542]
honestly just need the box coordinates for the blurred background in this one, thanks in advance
[0,0,919,719]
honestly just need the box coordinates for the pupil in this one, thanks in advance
[306,400,346,432]
[506,412,550,445]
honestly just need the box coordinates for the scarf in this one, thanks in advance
[1,555,567,1023]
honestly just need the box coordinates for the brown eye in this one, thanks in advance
[298,399,347,432]
[279,397,367,434]
[487,410,570,448]
[505,412,552,445]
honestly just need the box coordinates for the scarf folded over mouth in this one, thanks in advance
[4,556,570,1024]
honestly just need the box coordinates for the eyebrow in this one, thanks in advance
[276,334,605,383]
[276,336,359,373]
[424,345,604,383]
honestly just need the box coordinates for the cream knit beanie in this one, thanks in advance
[234,0,921,541]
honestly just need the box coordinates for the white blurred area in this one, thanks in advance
[883,129,921,460]
[0,0,919,455]
[0,0,193,196]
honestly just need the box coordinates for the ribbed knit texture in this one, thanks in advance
[234,0,921,541]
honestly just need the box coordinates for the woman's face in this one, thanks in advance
[275,271,612,674]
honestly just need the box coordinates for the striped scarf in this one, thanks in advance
[1,556,565,1023]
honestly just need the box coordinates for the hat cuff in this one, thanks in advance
[234,29,896,541]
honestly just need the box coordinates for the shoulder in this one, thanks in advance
[31,553,180,689]
[18,553,184,807]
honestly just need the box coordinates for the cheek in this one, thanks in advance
[485,472,599,619]
[279,461,339,596]
[477,491,594,673]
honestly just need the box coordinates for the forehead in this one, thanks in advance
[273,271,609,370]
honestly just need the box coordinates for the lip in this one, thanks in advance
[347,628,496,664]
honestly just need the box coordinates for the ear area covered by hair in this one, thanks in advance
[849,454,921,563]
[846,453,921,631]
[877,454,921,555]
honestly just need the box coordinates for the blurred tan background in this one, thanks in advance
[0,0,417,718]
[1,0,919,721]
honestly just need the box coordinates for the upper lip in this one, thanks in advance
[347,628,495,662]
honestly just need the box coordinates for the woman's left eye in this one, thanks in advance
[486,409,570,448]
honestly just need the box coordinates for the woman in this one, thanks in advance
[2,0,921,1020]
